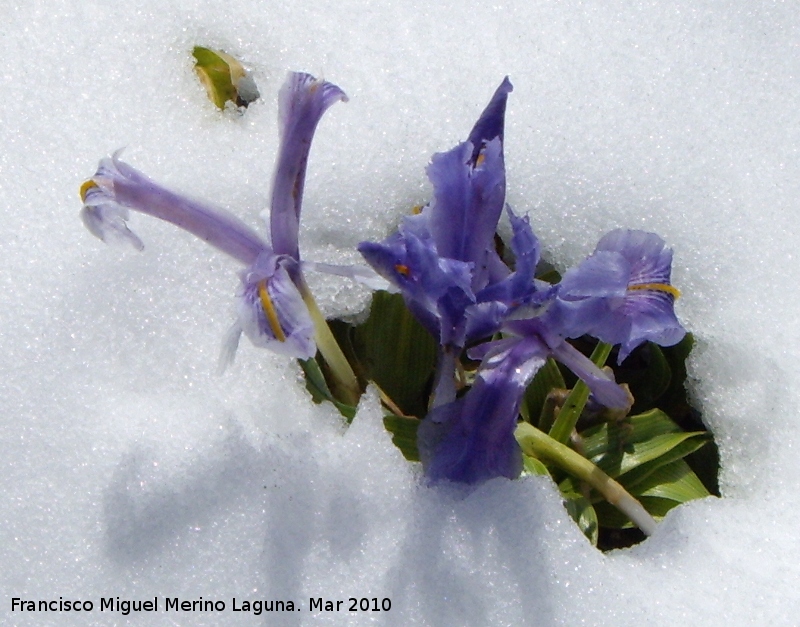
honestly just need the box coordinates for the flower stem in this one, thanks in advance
[515,422,657,536]
[300,285,361,407]
[548,341,613,445]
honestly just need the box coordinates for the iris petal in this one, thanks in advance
[81,184,144,251]
[466,76,513,161]
[426,137,505,283]
[81,72,358,367]
[419,336,546,484]
[270,73,348,259]
[358,78,524,351]
[552,229,686,362]
[236,253,316,359]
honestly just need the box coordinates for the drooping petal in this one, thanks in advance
[270,72,348,259]
[596,229,673,284]
[81,153,269,265]
[553,229,686,362]
[558,250,629,300]
[81,184,144,251]
[235,252,316,359]
[596,230,685,360]
[419,335,547,484]
[358,223,476,346]
[545,250,629,338]
[548,340,630,409]
[502,317,629,409]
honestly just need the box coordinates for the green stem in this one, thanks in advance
[548,341,613,445]
[300,285,361,407]
[516,422,657,536]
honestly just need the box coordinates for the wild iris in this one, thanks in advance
[82,69,706,545]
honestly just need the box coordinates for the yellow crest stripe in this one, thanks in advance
[628,282,681,299]
[258,280,287,342]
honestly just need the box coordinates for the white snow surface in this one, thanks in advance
[1,1,799,625]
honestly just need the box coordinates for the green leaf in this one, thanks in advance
[522,454,550,476]
[520,358,566,428]
[561,409,709,497]
[616,435,709,491]
[299,357,357,421]
[579,408,682,460]
[631,459,710,501]
[383,414,420,461]
[351,291,437,417]
[562,492,599,546]
[593,458,711,529]
[591,431,708,479]
[684,439,721,497]
[565,448,710,522]
[192,46,259,109]
[628,343,672,411]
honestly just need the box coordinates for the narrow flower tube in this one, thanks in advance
[80,72,355,380]
[81,153,269,265]
[81,153,320,362]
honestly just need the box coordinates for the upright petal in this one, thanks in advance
[426,137,505,285]
[270,72,348,259]
[81,153,269,266]
[425,78,512,284]
[358,78,518,354]
[475,207,540,305]
[466,76,513,161]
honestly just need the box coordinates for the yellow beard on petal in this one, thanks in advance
[258,280,287,342]
[627,282,681,300]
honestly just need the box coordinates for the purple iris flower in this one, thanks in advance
[419,318,629,484]
[358,78,545,404]
[550,229,686,362]
[81,72,347,362]
[419,228,685,485]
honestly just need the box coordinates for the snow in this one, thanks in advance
[2,1,799,625]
